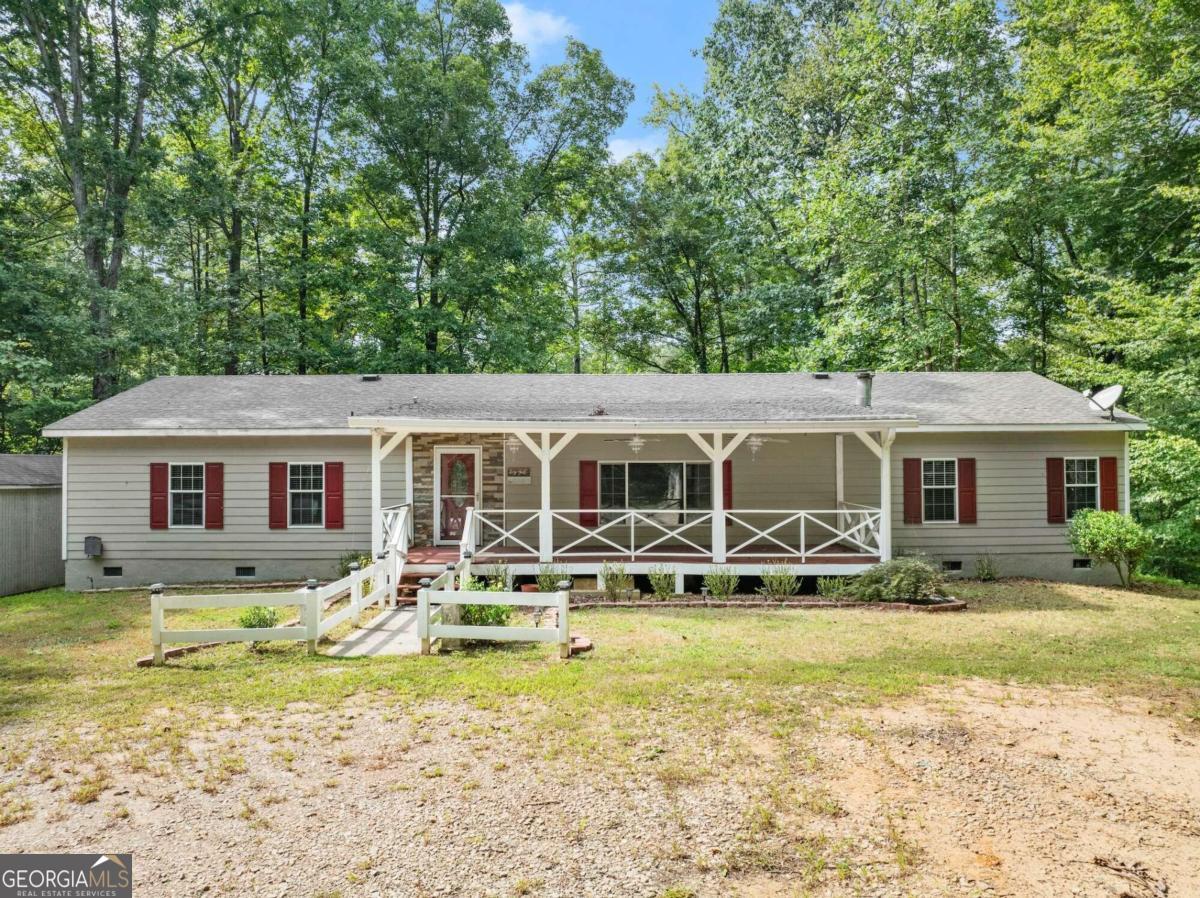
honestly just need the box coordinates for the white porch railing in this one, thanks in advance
[381,503,411,605]
[458,506,881,562]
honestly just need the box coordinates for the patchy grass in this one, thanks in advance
[1,580,1198,758]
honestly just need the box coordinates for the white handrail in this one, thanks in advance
[466,507,881,561]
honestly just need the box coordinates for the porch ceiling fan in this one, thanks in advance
[602,435,663,454]
[745,434,787,459]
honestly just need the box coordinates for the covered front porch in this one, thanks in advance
[358,419,907,580]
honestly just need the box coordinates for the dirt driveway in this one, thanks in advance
[1,679,1195,898]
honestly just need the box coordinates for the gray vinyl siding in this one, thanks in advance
[890,431,1126,564]
[65,436,403,586]
[0,487,64,595]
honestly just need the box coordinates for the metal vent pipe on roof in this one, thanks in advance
[856,371,874,407]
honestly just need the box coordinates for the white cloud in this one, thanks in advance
[503,3,572,53]
[608,134,665,161]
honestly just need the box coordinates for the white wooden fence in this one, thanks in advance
[149,557,391,664]
[416,565,571,659]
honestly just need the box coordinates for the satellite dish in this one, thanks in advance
[1087,384,1124,419]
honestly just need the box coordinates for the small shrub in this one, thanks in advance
[816,576,847,597]
[975,554,999,582]
[647,566,676,599]
[600,561,633,600]
[459,603,513,627]
[703,568,740,598]
[843,557,943,603]
[488,560,513,591]
[337,550,371,578]
[239,605,280,629]
[758,565,798,597]
[1067,509,1152,587]
[536,564,566,592]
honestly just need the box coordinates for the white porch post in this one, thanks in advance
[879,429,895,561]
[371,431,382,556]
[539,431,553,563]
[712,432,726,563]
[835,433,845,531]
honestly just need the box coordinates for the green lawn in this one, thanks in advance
[2,578,1199,755]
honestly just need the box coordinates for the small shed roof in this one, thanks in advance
[0,454,62,487]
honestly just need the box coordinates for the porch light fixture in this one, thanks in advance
[746,435,765,459]
[627,435,646,454]
[505,434,521,456]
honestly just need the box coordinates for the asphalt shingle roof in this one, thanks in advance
[0,454,63,486]
[42,372,1143,433]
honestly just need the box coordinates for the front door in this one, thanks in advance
[433,447,481,545]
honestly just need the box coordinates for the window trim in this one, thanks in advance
[596,459,713,511]
[921,458,959,524]
[1064,456,1100,519]
[288,461,326,529]
[168,462,205,529]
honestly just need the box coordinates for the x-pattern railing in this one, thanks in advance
[462,508,541,558]
[453,506,881,562]
[551,509,714,558]
[725,509,881,560]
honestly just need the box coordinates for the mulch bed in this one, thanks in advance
[569,594,967,613]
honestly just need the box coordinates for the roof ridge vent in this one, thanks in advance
[360,373,381,382]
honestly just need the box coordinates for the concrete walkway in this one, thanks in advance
[327,607,420,657]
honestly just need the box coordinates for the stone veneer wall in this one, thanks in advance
[411,432,506,545]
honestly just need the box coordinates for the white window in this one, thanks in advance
[598,462,712,515]
[1065,458,1099,519]
[170,463,204,527]
[922,459,957,523]
[289,463,324,527]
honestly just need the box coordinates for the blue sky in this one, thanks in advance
[503,1,718,158]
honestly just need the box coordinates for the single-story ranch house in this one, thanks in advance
[44,371,1146,590]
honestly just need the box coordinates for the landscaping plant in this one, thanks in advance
[536,564,566,592]
[338,551,372,578]
[758,565,798,597]
[703,568,740,599]
[600,561,633,600]
[647,566,676,599]
[1066,509,1152,587]
[816,576,847,598]
[238,605,280,629]
[842,557,943,603]
[238,605,281,648]
[975,554,999,582]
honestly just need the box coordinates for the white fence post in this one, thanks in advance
[305,578,320,655]
[417,578,432,655]
[150,582,165,665]
[377,551,391,608]
[349,562,363,626]
[556,579,571,660]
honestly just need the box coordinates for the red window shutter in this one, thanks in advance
[579,460,598,527]
[269,462,288,529]
[722,459,733,510]
[1046,457,1065,524]
[957,458,977,524]
[325,461,344,529]
[149,463,169,530]
[1099,456,1119,511]
[204,462,224,530]
[902,458,922,524]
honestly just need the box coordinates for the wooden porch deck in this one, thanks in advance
[406,544,878,566]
